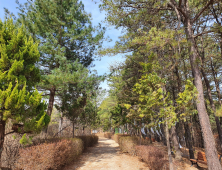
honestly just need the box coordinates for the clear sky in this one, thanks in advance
[0,0,125,90]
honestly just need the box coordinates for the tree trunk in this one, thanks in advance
[166,122,174,170]
[184,121,195,159]
[47,87,56,117]
[43,87,56,134]
[210,59,222,106]
[154,129,160,142]
[58,113,63,137]
[201,68,222,150]
[184,16,222,169]
[72,122,75,138]
[0,120,6,167]
[139,122,142,145]
[170,125,182,160]
[171,84,182,160]
[160,123,167,146]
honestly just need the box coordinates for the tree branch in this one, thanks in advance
[169,1,181,30]
[5,131,16,136]
[193,30,214,38]
[53,124,72,137]
[192,0,214,24]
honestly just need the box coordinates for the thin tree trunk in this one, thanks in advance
[155,129,160,142]
[47,87,56,117]
[43,87,56,133]
[184,15,222,169]
[171,126,182,160]
[139,122,142,145]
[201,68,222,150]
[176,122,186,148]
[73,122,75,138]
[210,59,222,106]
[162,85,174,170]
[0,120,6,167]
[166,121,174,170]
[58,113,63,137]
[171,84,182,160]
[184,121,195,159]
[160,123,167,146]
[176,61,195,158]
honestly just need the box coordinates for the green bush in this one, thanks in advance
[119,136,138,155]
[16,138,83,170]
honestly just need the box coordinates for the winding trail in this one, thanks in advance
[63,137,149,170]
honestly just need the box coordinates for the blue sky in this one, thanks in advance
[0,0,125,90]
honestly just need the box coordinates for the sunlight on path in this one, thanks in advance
[63,137,149,170]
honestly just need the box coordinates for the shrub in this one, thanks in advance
[113,134,130,144]
[136,136,151,145]
[151,138,156,142]
[104,132,113,139]
[76,135,98,149]
[119,136,138,155]
[29,137,63,147]
[15,138,83,170]
[136,145,169,170]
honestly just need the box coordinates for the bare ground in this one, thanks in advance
[63,137,149,170]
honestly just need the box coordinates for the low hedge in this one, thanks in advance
[113,134,130,144]
[119,136,138,155]
[76,135,98,149]
[104,132,113,139]
[136,145,169,170]
[15,138,83,170]
[137,136,151,145]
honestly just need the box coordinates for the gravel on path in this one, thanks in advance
[63,137,149,170]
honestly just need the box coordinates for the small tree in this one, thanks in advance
[0,19,49,165]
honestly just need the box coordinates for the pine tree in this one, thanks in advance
[16,0,105,125]
[0,19,49,165]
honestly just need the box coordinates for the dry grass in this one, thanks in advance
[76,135,98,149]
[104,132,113,139]
[119,136,138,155]
[136,145,169,170]
[15,138,83,170]
[113,134,130,144]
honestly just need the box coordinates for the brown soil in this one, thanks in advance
[63,137,149,170]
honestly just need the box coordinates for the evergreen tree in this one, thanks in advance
[0,19,49,165]
[16,0,105,124]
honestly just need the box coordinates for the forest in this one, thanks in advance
[0,0,222,170]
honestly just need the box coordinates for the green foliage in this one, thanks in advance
[176,79,198,120]
[19,134,32,145]
[97,96,117,130]
[0,18,49,133]
[133,68,197,128]
[17,0,105,89]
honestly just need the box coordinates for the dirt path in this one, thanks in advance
[63,137,149,170]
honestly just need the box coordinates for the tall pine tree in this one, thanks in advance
[16,0,104,126]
